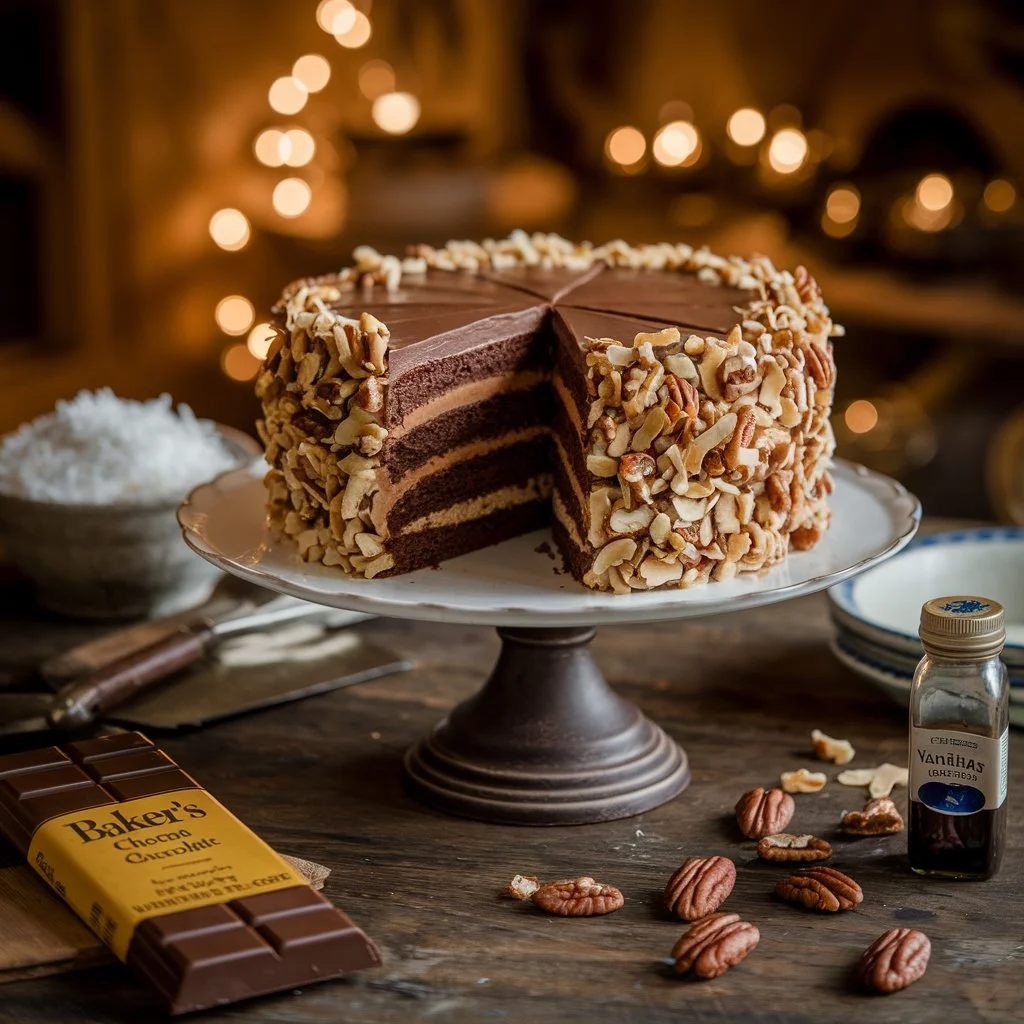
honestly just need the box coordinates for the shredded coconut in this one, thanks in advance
[0,389,239,504]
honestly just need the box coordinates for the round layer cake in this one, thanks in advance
[255,232,841,592]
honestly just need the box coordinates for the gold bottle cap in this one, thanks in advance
[919,596,1005,660]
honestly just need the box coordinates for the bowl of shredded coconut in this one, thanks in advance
[0,389,258,619]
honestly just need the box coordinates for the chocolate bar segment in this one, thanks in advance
[0,733,380,1014]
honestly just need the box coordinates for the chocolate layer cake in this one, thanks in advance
[256,233,841,591]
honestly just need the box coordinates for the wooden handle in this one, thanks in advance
[47,626,213,730]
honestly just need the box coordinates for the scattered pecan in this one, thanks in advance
[781,768,827,794]
[775,866,863,913]
[703,450,726,477]
[670,913,760,979]
[858,928,931,994]
[724,405,757,471]
[676,376,700,423]
[811,729,855,765]
[765,472,793,515]
[664,856,736,922]
[803,343,833,389]
[790,525,822,551]
[842,797,904,837]
[531,877,624,916]
[503,874,540,900]
[756,834,833,863]
[794,266,822,305]
[617,452,656,509]
[735,787,795,839]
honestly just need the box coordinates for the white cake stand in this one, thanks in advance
[178,459,920,826]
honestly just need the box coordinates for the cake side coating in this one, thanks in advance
[256,232,842,590]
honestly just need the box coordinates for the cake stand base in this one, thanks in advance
[403,626,690,825]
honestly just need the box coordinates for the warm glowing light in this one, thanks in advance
[767,128,808,173]
[983,178,1016,213]
[658,100,693,125]
[845,400,879,435]
[215,295,255,336]
[208,208,250,251]
[825,185,860,224]
[283,129,316,167]
[247,322,277,360]
[727,108,766,146]
[272,177,312,217]
[903,196,955,233]
[605,126,646,167]
[371,91,420,135]
[821,212,856,239]
[915,173,953,212]
[292,54,331,93]
[254,129,288,167]
[358,59,395,100]
[221,343,260,382]
[316,0,354,33]
[268,76,308,115]
[652,121,700,167]
[335,10,371,47]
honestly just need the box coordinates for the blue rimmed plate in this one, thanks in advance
[828,527,1024,668]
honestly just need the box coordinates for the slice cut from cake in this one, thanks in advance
[256,233,840,590]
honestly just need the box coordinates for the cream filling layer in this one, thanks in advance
[551,432,591,530]
[392,370,549,437]
[382,426,549,502]
[552,372,586,437]
[552,488,591,559]
[404,475,553,534]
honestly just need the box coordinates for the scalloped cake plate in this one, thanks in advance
[829,526,1024,666]
[178,459,919,628]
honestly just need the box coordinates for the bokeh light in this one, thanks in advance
[371,91,421,134]
[254,129,288,167]
[915,173,953,212]
[845,400,879,435]
[268,77,308,115]
[983,178,1016,213]
[727,108,766,146]
[215,296,255,336]
[358,59,395,100]
[317,0,354,33]
[767,128,808,174]
[272,177,312,217]
[292,54,331,93]
[605,126,646,167]
[335,10,371,47]
[247,323,278,360]
[283,129,316,167]
[221,343,261,381]
[208,208,250,251]
[825,185,860,224]
[652,121,700,167]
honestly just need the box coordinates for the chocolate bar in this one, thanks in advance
[0,733,380,1013]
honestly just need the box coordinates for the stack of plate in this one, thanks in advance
[827,527,1024,726]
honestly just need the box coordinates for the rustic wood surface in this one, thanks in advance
[0,567,1020,1023]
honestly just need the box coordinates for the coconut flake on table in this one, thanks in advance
[0,389,239,504]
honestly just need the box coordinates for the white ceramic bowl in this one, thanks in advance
[0,425,259,620]
[828,527,1024,667]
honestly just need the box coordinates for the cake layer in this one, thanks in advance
[386,436,552,531]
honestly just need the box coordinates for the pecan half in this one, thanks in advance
[858,928,931,993]
[531,877,624,916]
[790,525,822,551]
[664,856,736,921]
[781,768,827,794]
[503,874,540,900]
[775,866,863,912]
[735,787,795,839]
[756,834,833,863]
[617,452,656,509]
[670,913,759,979]
[842,797,904,836]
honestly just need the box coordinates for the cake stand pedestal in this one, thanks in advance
[179,459,920,825]
[403,625,688,824]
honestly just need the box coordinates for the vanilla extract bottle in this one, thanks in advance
[909,596,1008,879]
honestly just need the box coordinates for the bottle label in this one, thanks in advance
[910,726,1008,815]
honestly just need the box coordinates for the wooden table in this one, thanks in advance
[0,579,1020,1023]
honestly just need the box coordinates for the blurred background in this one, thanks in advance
[2,0,1023,520]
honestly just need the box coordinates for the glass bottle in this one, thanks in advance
[908,596,1008,879]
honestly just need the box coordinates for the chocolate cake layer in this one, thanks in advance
[386,436,552,531]
[560,268,753,334]
[384,384,552,478]
[387,496,551,574]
